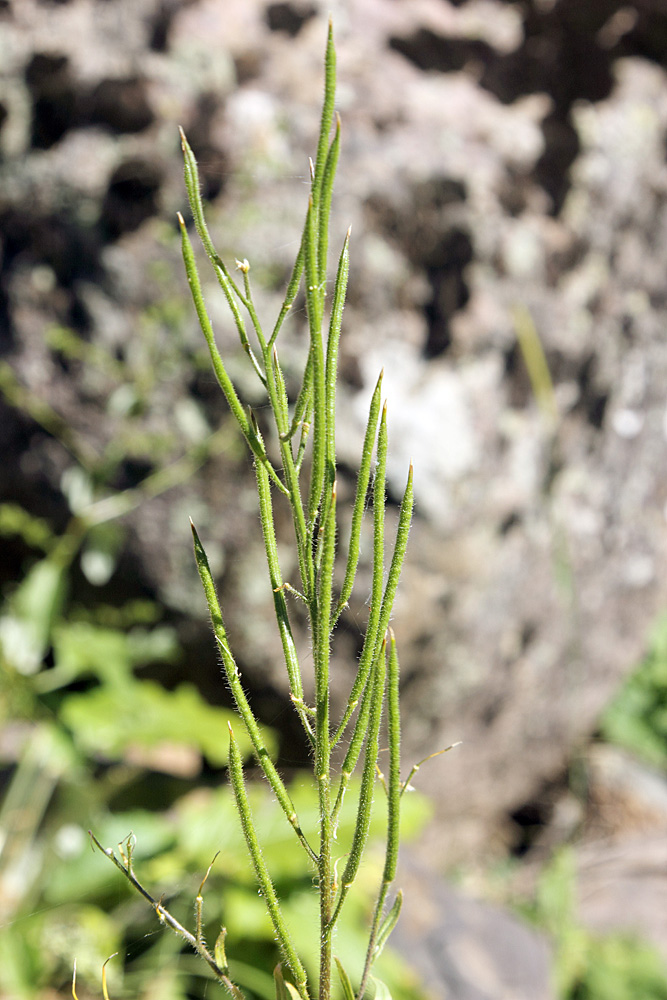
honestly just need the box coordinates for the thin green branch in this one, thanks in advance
[317,115,341,295]
[269,237,305,349]
[401,742,462,796]
[238,259,269,357]
[330,648,376,830]
[313,482,337,1000]
[179,128,246,305]
[305,196,327,526]
[339,458,414,749]
[89,832,244,1000]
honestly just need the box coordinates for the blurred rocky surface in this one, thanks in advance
[394,854,555,1000]
[575,745,667,959]
[2,0,667,886]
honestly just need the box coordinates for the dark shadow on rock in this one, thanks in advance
[0,207,103,343]
[366,177,472,358]
[387,0,667,214]
[182,92,229,202]
[85,77,154,134]
[101,158,163,239]
[25,52,77,149]
[265,2,317,38]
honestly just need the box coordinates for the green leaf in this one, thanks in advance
[214,927,229,971]
[335,958,355,1000]
[51,621,133,688]
[373,892,403,962]
[60,680,259,767]
[0,503,55,552]
[0,556,67,674]
[274,963,302,1000]
[364,976,393,1000]
[79,523,124,586]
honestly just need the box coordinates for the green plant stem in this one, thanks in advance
[305,196,327,525]
[330,646,376,830]
[312,21,337,226]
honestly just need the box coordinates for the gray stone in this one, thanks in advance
[394,855,555,1000]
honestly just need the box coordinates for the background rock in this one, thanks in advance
[395,854,555,1000]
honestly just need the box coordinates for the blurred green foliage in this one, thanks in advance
[0,497,429,1000]
[0,507,431,999]
[600,613,667,770]
[0,507,259,999]
[524,849,667,1000]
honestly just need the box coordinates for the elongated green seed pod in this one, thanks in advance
[228,724,310,1000]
